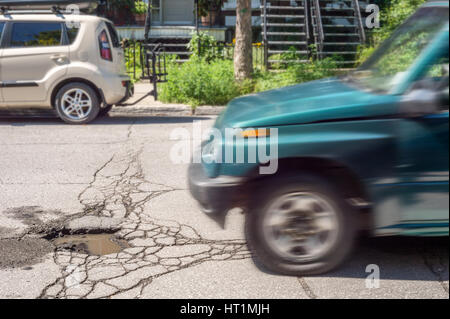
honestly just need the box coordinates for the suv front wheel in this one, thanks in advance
[245,173,356,276]
[55,83,100,124]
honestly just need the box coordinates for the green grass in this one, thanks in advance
[158,56,340,108]
[124,37,341,108]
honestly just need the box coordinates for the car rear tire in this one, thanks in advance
[55,83,100,124]
[245,173,356,276]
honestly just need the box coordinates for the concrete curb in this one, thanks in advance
[111,105,226,116]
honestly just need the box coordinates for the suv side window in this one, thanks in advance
[422,56,449,111]
[0,22,5,40]
[10,22,63,48]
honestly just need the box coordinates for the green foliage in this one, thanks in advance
[187,32,227,62]
[159,57,242,107]
[357,0,427,64]
[379,0,426,36]
[159,56,339,107]
[269,46,309,70]
[132,1,148,14]
[252,58,339,92]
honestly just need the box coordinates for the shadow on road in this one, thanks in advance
[253,236,449,282]
[0,109,212,126]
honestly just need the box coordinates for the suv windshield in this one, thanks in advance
[346,7,449,94]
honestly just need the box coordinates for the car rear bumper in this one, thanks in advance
[188,162,247,215]
[101,76,133,105]
[117,81,134,105]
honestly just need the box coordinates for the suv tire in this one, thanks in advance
[55,83,100,124]
[245,173,356,276]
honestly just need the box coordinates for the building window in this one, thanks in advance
[151,0,161,24]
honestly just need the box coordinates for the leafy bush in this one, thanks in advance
[159,57,241,107]
[159,56,339,107]
[268,46,309,70]
[132,0,148,14]
[357,0,426,64]
[253,57,339,92]
[188,32,228,62]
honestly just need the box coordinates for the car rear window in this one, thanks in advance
[105,22,120,48]
[10,22,63,47]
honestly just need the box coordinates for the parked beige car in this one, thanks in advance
[0,12,132,124]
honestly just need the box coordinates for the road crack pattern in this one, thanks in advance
[39,148,250,299]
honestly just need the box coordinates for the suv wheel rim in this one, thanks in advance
[262,192,339,262]
[61,89,93,121]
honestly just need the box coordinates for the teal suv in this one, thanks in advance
[189,1,449,275]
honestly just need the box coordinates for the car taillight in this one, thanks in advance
[99,30,112,61]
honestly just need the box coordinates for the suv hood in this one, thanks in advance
[215,78,399,129]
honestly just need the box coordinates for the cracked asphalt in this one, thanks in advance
[0,111,448,299]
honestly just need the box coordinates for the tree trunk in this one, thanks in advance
[234,0,253,80]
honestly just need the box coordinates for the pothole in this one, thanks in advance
[47,230,129,256]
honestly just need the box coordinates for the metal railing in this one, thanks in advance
[144,43,167,101]
[304,0,311,43]
[197,42,265,69]
[262,0,268,69]
[352,0,366,44]
[123,40,168,101]
[124,40,147,81]
[312,0,325,59]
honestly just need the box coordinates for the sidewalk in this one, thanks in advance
[112,83,226,116]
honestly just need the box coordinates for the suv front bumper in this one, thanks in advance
[188,163,247,215]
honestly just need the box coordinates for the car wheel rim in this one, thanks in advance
[61,89,92,121]
[262,192,339,262]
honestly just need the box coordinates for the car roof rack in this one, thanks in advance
[1,6,64,15]
[0,1,97,15]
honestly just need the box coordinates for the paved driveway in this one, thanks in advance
[0,111,448,299]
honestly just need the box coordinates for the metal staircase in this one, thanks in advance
[261,0,310,67]
[145,37,192,63]
[310,0,366,68]
[261,0,367,68]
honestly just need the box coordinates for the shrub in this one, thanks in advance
[269,46,309,70]
[159,55,340,107]
[159,57,241,107]
[357,0,426,65]
[253,57,339,92]
[187,32,227,62]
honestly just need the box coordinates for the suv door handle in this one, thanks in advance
[51,55,68,64]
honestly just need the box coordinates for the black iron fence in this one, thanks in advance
[123,40,266,83]
[196,42,266,70]
[123,40,145,81]
[123,40,168,100]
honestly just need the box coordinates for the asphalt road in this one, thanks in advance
[0,110,448,299]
